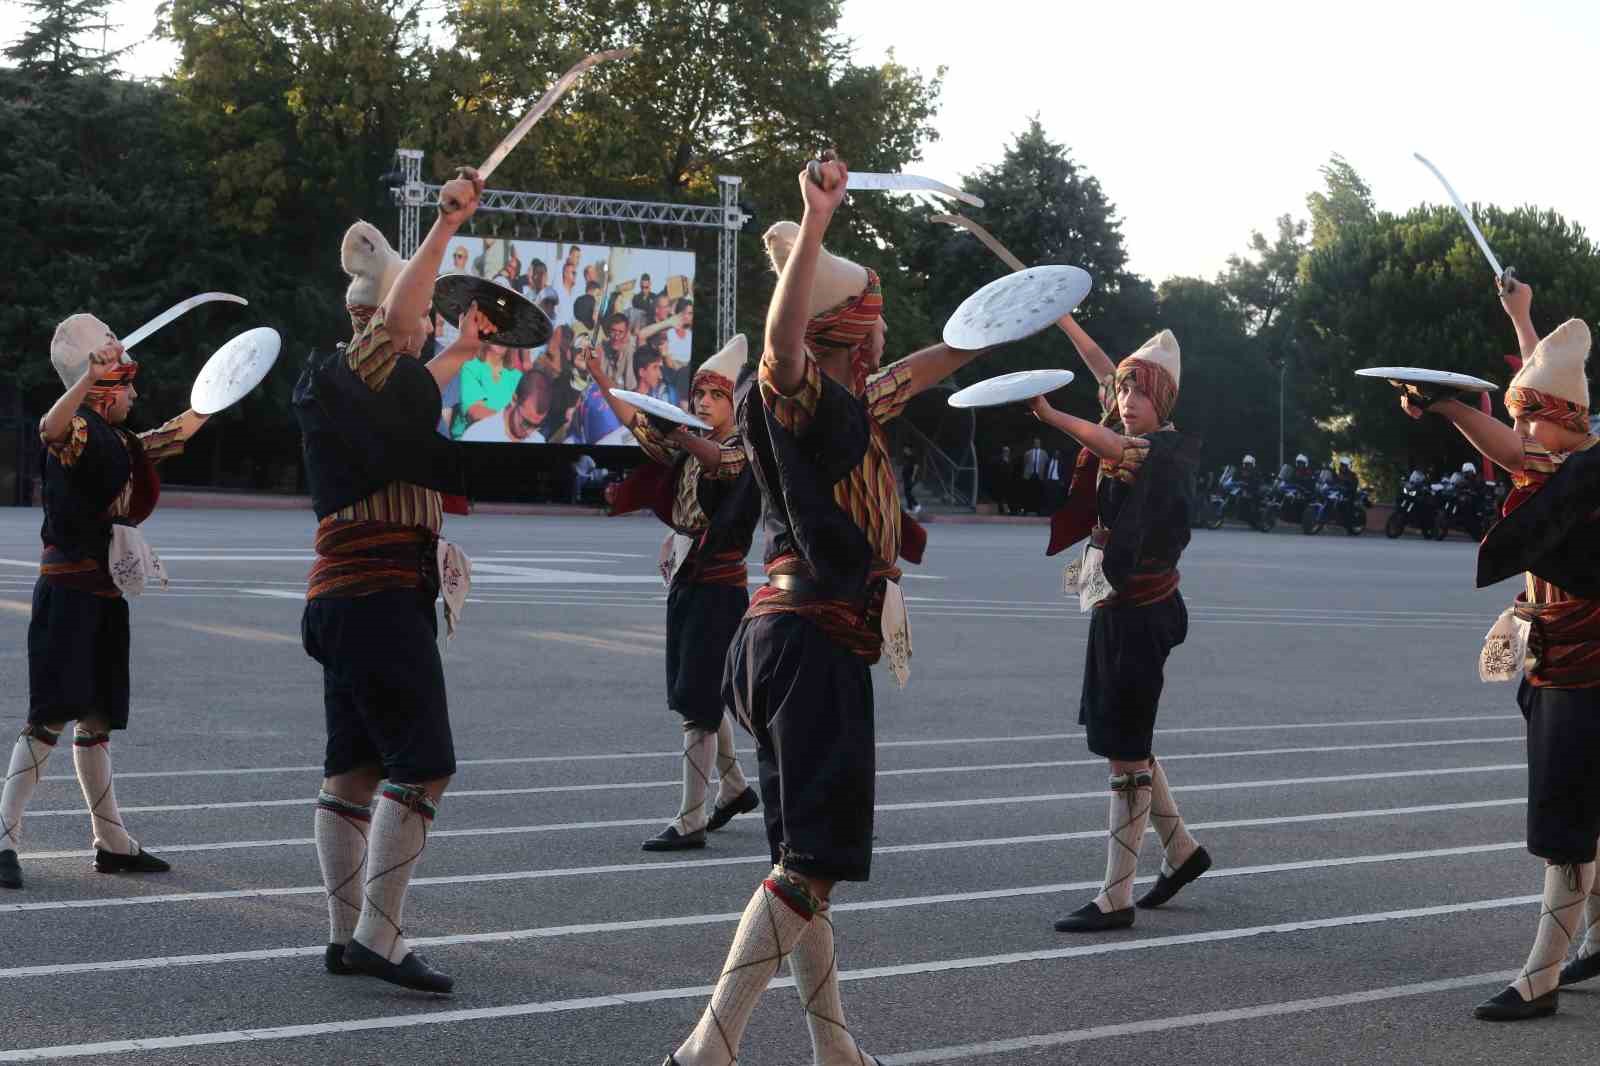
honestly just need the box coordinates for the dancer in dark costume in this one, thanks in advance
[593,334,762,851]
[1397,282,1600,1021]
[1032,322,1212,932]
[1,316,209,890]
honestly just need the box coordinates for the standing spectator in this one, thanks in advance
[988,445,1015,514]
[1042,448,1067,514]
[631,272,656,313]
[666,299,694,365]
[635,341,677,406]
[598,312,637,390]
[1021,436,1049,514]
[446,244,471,275]
[900,443,921,515]
[520,259,557,304]
[573,279,602,332]
[553,259,581,326]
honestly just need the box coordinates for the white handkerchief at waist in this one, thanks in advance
[437,539,472,638]
[1479,605,1531,683]
[660,532,694,588]
[881,579,913,689]
[1069,544,1112,613]
[108,526,168,597]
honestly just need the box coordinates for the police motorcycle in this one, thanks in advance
[1385,470,1439,539]
[1301,463,1371,536]
[1203,458,1277,532]
[1428,463,1496,541]
[1269,454,1319,527]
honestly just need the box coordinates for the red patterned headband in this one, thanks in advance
[806,269,884,394]
[691,370,735,397]
[1114,356,1178,423]
[1506,386,1589,434]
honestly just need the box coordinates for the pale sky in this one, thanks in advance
[11,0,1599,284]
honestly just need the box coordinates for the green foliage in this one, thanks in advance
[5,0,119,78]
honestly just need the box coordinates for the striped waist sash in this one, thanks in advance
[1516,595,1600,689]
[307,518,437,601]
[40,544,119,598]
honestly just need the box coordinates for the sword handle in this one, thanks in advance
[1498,267,1518,295]
[441,167,475,214]
[806,160,823,188]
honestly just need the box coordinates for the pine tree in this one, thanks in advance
[5,0,120,79]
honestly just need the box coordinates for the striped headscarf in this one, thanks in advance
[1113,356,1179,424]
[1506,386,1589,435]
[86,359,139,418]
[805,269,884,395]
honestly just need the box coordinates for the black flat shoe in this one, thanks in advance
[93,847,171,874]
[1561,952,1600,987]
[1054,900,1135,933]
[641,825,706,852]
[706,787,759,832]
[342,939,454,994]
[325,942,356,975]
[0,849,20,889]
[1136,846,1213,909]
[1474,985,1557,1021]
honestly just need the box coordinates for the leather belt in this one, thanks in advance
[769,571,863,607]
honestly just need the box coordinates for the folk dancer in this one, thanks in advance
[1402,282,1600,1021]
[664,156,992,1066]
[1,316,208,889]
[1034,319,1212,932]
[593,335,762,851]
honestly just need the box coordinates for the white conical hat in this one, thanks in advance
[341,221,406,309]
[1511,318,1590,409]
[1125,329,1181,389]
[693,334,747,392]
[763,220,869,316]
[50,313,118,390]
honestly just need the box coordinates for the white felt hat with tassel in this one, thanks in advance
[50,313,119,390]
[1124,329,1182,389]
[693,333,748,391]
[1511,318,1591,409]
[762,220,869,316]
[341,221,406,309]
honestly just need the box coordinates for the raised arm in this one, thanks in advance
[583,346,643,429]
[1499,280,1539,362]
[897,342,991,399]
[764,160,849,395]
[1057,314,1117,384]
[1028,394,1128,462]
[40,344,118,443]
[1404,393,1524,474]
[382,169,484,355]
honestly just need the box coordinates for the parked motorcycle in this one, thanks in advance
[1429,480,1496,541]
[1204,466,1278,532]
[1271,475,1318,526]
[1302,483,1371,536]
[1385,471,1439,539]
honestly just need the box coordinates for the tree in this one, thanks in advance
[1151,277,1273,469]
[5,0,119,79]
[1306,153,1374,251]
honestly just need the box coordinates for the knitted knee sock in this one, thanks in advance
[0,727,60,851]
[1515,862,1593,1001]
[73,729,136,855]
[673,868,818,1066]
[352,783,435,964]
[315,790,371,946]
[713,717,749,805]
[1576,858,1600,961]
[1093,769,1151,913]
[1148,757,1198,876]
[788,901,877,1065]
[673,727,716,835]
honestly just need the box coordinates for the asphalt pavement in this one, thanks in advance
[0,508,1564,1065]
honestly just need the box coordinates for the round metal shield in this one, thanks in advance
[1355,367,1498,392]
[947,369,1076,409]
[433,273,554,348]
[610,388,713,432]
[189,327,282,415]
[941,266,1093,351]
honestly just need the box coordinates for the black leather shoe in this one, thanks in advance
[706,787,759,832]
[641,825,707,852]
[1561,952,1600,987]
[342,939,454,994]
[1054,900,1135,933]
[93,847,171,874]
[325,942,356,975]
[1136,846,1213,909]
[1474,985,1557,1021]
[0,849,20,890]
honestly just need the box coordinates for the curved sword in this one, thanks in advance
[443,48,638,211]
[806,163,985,208]
[122,293,249,351]
[1413,152,1514,288]
[931,213,1027,272]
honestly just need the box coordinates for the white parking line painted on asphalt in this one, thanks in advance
[0,904,1526,1060]
[22,762,1528,820]
[0,833,1535,978]
[0,837,1528,916]
[19,796,1527,863]
[35,714,1520,783]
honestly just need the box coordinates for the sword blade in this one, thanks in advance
[121,293,248,351]
[844,172,984,208]
[931,213,1028,272]
[1413,153,1505,279]
[476,48,638,183]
